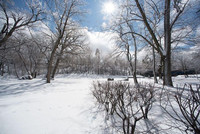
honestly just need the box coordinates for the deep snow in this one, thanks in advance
[0,74,199,134]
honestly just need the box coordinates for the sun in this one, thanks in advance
[102,1,116,15]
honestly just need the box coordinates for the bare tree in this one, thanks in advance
[110,3,139,85]
[0,0,44,47]
[152,45,158,83]
[4,30,47,78]
[109,0,191,86]
[51,26,87,78]
[133,0,190,86]
[177,55,190,78]
[45,0,85,83]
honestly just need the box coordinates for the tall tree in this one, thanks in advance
[45,0,85,83]
[114,0,190,86]
[51,26,86,78]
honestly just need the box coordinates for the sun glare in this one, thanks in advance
[102,1,116,15]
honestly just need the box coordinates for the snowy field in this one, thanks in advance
[0,74,199,134]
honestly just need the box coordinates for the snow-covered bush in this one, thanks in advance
[92,81,156,134]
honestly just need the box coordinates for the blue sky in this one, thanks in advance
[13,0,107,31]
[82,0,104,31]
[9,0,200,57]
[11,0,117,55]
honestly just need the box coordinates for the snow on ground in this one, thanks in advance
[0,74,199,134]
[0,75,105,134]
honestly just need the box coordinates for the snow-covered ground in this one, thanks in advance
[0,75,103,134]
[0,74,199,134]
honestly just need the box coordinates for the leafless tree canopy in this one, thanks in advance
[0,0,44,47]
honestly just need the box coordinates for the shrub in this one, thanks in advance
[92,81,156,134]
[161,84,200,134]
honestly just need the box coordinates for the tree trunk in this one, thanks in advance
[194,129,200,134]
[126,41,138,86]
[158,56,164,80]
[51,58,60,79]
[133,37,138,85]
[164,0,173,86]
[0,62,4,76]
[46,60,53,83]
[17,52,30,75]
[51,43,66,79]
[131,121,136,134]
[46,40,60,83]
[14,63,20,79]
[152,46,158,83]
[8,63,10,75]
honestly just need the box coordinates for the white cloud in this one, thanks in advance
[85,29,118,56]
[137,46,152,61]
